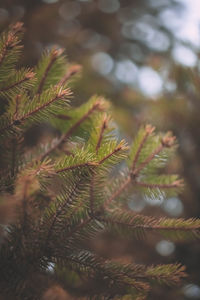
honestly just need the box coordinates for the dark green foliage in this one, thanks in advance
[0,23,199,300]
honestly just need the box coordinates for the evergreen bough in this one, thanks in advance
[0,23,200,300]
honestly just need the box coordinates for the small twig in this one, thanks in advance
[0,89,70,134]
[98,145,123,164]
[132,144,164,177]
[96,114,108,154]
[56,162,98,174]
[66,217,92,238]
[104,177,131,209]
[101,217,200,232]
[58,64,82,86]
[44,178,83,249]
[131,125,155,170]
[0,71,34,92]
[36,48,63,95]
[135,180,183,189]
[0,23,23,68]
[41,100,103,160]
[11,138,16,177]
[89,175,95,216]
[13,94,21,120]
[132,133,176,177]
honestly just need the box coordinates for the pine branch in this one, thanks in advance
[98,143,126,164]
[36,48,63,94]
[104,177,131,209]
[135,179,183,189]
[89,174,95,216]
[66,217,92,239]
[41,99,104,159]
[57,64,82,86]
[132,143,163,177]
[146,264,186,285]
[0,31,19,67]
[64,251,149,294]
[131,125,155,170]
[43,176,87,249]
[0,22,194,299]
[0,23,24,82]
[0,71,34,93]
[131,133,176,177]
[56,161,98,174]
[0,88,70,135]
[100,209,200,240]
[96,114,108,154]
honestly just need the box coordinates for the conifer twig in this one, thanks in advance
[89,174,95,216]
[98,144,124,164]
[36,48,64,95]
[44,178,83,248]
[66,217,92,238]
[100,215,200,232]
[58,64,82,86]
[132,134,176,177]
[56,162,98,174]
[0,88,70,134]
[104,177,131,209]
[131,125,155,170]
[96,114,108,154]
[135,180,183,189]
[0,71,35,92]
[11,138,16,178]
[41,100,104,160]
[0,23,23,68]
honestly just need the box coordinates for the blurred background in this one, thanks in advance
[1,0,200,299]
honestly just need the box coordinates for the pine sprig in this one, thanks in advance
[0,22,24,82]
[101,208,200,241]
[0,68,35,99]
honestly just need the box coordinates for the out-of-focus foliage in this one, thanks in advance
[0,0,185,63]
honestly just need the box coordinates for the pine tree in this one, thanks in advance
[0,23,200,300]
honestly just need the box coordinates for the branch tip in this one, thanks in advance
[145,124,155,134]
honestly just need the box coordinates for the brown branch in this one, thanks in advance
[11,138,16,177]
[0,89,70,134]
[56,143,125,215]
[96,115,108,154]
[132,133,176,177]
[131,129,176,178]
[25,90,68,119]
[66,217,92,238]
[13,94,21,120]
[36,48,63,95]
[131,125,155,170]
[101,217,200,232]
[135,180,183,189]
[104,177,131,209]
[132,143,164,177]
[0,23,23,68]
[89,175,95,216]
[58,64,82,86]
[44,178,83,249]
[0,71,34,92]
[41,100,103,160]
[0,35,15,68]
[98,145,123,164]
[56,162,98,174]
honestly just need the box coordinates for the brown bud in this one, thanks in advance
[42,285,72,300]
[161,132,176,147]
[145,124,155,134]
